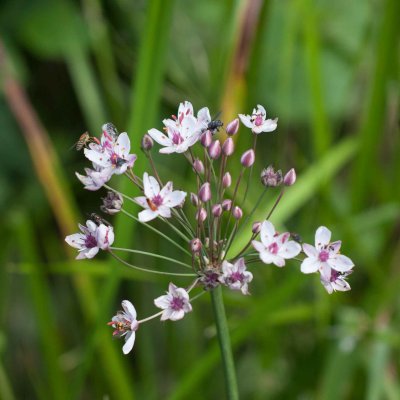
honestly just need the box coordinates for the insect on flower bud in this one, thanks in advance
[225,118,239,136]
[208,140,221,159]
[261,165,283,187]
[190,192,199,207]
[222,137,234,156]
[100,191,123,215]
[193,158,204,175]
[201,131,212,147]
[252,221,262,234]
[141,134,154,151]
[196,207,207,222]
[222,172,232,188]
[233,206,243,220]
[222,199,232,211]
[212,204,223,217]
[283,168,296,186]
[190,238,202,253]
[241,149,255,167]
[198,182,211,202]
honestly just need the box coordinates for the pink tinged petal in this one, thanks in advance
[302,243,318,258]
[280,241,301,259]
[157,206,171,218]
[159,181,173,198]
[174,287,190,301]
[134,196,149,208]
[122,300,137,320]
[301,257,320,274]
[315,226,331,248]
[84,148,111,168]
[321,280,334,294]
[236,258,246,271]
[161,308,174,321]
[169,309,185,321]
[77,247,99,260]
[259,118,278,133]
[65,233,85,249]
[159,146,177,154]
[97,225,113,249]
[260,221,276,246]
[259,251,276,265]
[164,190,186,208]
[86,220,97,231]
[197,107,211,124]
[154,295,171,309]
[143,173,160,199]
[329,240,341,254]
[256,104,266,115]
[148,128,171,146]
[122,331,136,354]
[329,255,354,272]
[319,263,332,280]
[252,240,265,253]
[183,302,192,313]
[271,255,285,267]
[115,133,131,156]
[238,114,253,128]
[332,279,351,292]
[138,209,158,222]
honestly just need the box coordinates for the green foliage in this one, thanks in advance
[1,0,399,398]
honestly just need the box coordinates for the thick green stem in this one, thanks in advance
[210,286,239,400]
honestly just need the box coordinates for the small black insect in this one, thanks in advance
[89,213,112,227]
[207,119,223,133]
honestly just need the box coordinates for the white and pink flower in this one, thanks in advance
[148,101,209,154]
[75,167,110,191]
[134,173,186,222]
[252,221,301,267]
[65,220,114,259]
[219,258,253,295]
[239,104,278,134]
[320,269,352,294]
[108,300,139,354]
[300,226,354,276]
[154,283,192,321]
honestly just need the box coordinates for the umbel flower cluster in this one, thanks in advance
[66,102,355,354]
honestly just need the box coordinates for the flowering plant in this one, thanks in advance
[66,101,355,396]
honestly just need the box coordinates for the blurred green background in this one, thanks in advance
[1,0,399,398]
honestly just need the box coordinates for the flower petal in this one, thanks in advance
[138,209,158,222]
[301,257,320,274]
[143,173,160,199]
[280,241,301,259]
[302,243,318,258]
[122,300,137,320]
[260,221,276,246]
[148,128,171,146]
[315,226,331,248]
[163,190,186,207]
[329,254,354,272]
[238,114,253,128]
[122,331,136,354]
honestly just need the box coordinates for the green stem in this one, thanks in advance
[210,286,239,400]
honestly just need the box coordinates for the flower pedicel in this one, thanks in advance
[66,101,355,354]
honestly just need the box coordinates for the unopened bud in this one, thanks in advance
[212,204,223,217]
[193,158,204,174]
[261,165,283,187]
[222,172,232,188]
[208,140,221,159]
[283,168,296,186]
[190,238,202,253]
[196,207,207,222]
[241,149,255,167]
[252,221,262,234]
[222,199,232,211]
[100,191,123,214]
[198,182,211,202]
[222,137,234,156]
[190,192,199,206]
[226,118,239,136]
[201,131,212,147]
[141,134,154,151]
[233,206,243,220]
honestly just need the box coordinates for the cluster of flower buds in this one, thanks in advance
[66,101,355,354]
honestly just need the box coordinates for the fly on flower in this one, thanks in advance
[71,132,100,151]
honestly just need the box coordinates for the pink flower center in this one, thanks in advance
[319,250,330,262]
[230,272,244,283]
[85,234,98,248]
[268,242,279,255]
[172,131,184,145]
[151,194,163,207]
[170,296,185,311]
[110,153,126,167]
[330,269,340,282]
[254,115,264,126]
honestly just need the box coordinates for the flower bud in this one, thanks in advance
[233,206,243,220]
[222,137,234,156]
[212,204,223,217]
[141,134,154,151]
[283,168,296,186]
[261,165,283,187]
[252,221,262,234]
[190,238,202,253]
[201,131,212,147]
[196,207,207,222]
[100,191,123,214]
[222,199,232,211]
[222,172,232,188]
[241,149,255,167]
[226,118,239,136]
[208,140,221,159]
[198,182,211,202]
[190,192,199,207]
[193,158,204,175]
